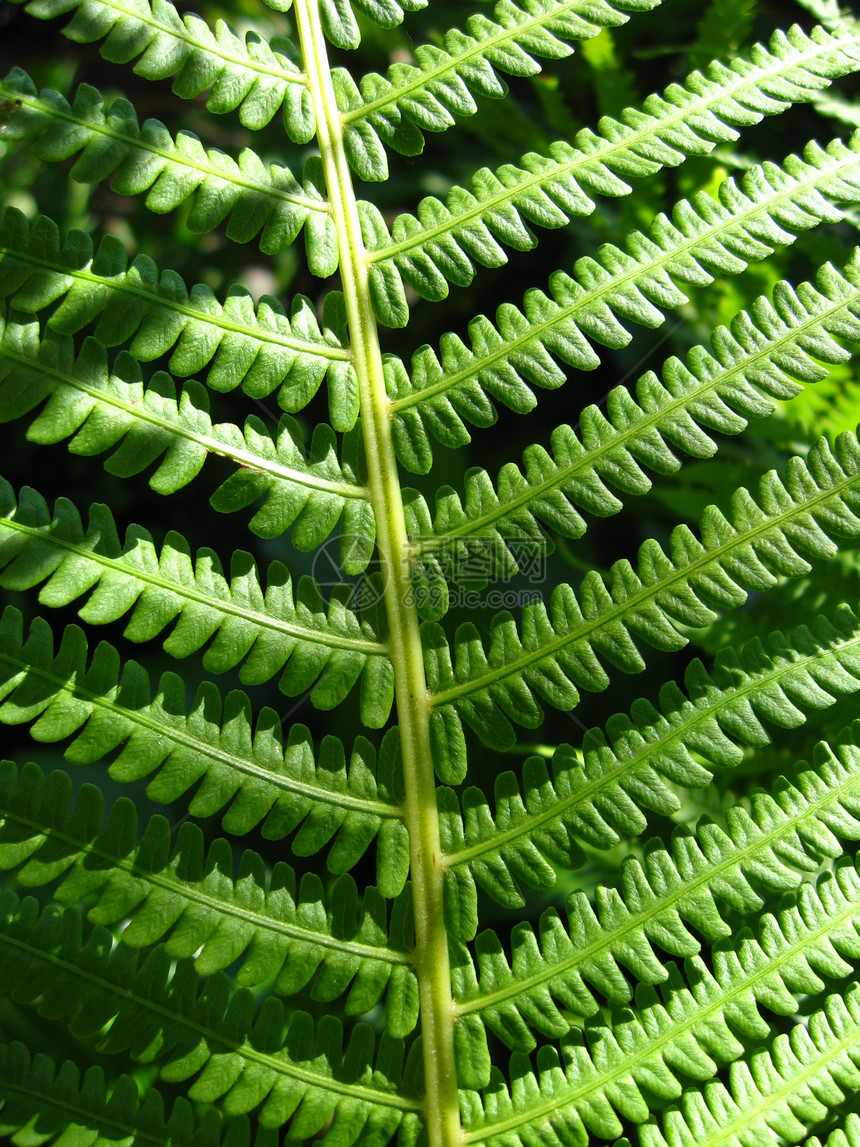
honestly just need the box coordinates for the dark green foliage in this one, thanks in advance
[3,0,860,1146]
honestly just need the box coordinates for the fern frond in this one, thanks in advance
[0,316,375,566]
[287,0,427,52]
[0,1040,236,1147]
[0,759,418,1035]
[440,603,860,905]
[335,0,661,180]
[0,72,339,274]
[0,609,408,882]
[627,987,860,1146]
[361,24,860,287]
[6,2,860,1143]
[453,730,860,1048]
[807,1112,860,1147]
[0,484,394,727]
[13,0,315,137]
[815,89,860,130]
[0,891,420,1137]
[456,855,860,1110]
[406,254,860,593]
[427,433,860,751]
[0,208,355,414]
[386,134,860,462]
[702,546,860,655]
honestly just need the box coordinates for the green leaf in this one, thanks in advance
[0,890,420,1136]
[630,987,860,1145]
[387,133,860,452]
[406,252,860,582]
[464,878,860,1140]
[337,0,664,179]
[0,608,402,857]
[0,207,356,411]
[0,483,392,725]
[363,24,860,289]
[0,313,374,560]
[0,759,417,1033]
[442,603,860,905]
[805,1113,860,1147]
[0,72,335,264]
[19,0,316,138]
[5,1,860,1145]
[454,728,860,1056]
[431,434,860,749]
[0,1040,246,1147]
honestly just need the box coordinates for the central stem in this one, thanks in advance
[292,7,461,1147]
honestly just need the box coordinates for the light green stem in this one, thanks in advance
[293,6,461,1147]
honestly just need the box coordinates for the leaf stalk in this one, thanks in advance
[293,5,462,1146]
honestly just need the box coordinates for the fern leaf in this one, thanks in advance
[456,855,860,1109]
[0,1040,239,1147]
[335,0,662,179]
[427,433,860,750]
[701,531,860,652]
[285,0,426,52]
[627,986,860,1146]
[406,253,860,593]
[7,2,860,1143]
[0,316,374,566]
[0,71,339,273]
[0,484,394,726]
[386,134,860,462]
[815,89,860,131]
[0,208,355,415]
[14,0,316,138]
[440,603,860,906]
[361,24,860,284]
[0,891,420,1136]
[453,730,860,1050]
[0,759,418,1035]
[0,609,408,882]
[806,1112,860,1147]
[15,0,313,141]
